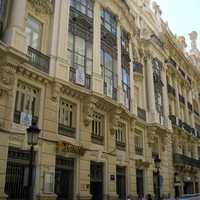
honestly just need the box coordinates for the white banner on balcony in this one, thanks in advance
[20,112,32,126]
[107,84,113,98]
[76,66,85,86]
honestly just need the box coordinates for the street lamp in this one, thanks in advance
[154,155,161,200]
[27,123,40,200]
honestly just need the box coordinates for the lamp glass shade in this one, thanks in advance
[27,124,41,145]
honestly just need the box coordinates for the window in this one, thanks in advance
[135,129,143,156]
[68,2,93,89]
[58,99,76,137]
[121,30,129,52]
[116,122,126,150]
[101,49,117,99]
[91,112,104,144]
[122,66,130,108]
[26,16,42,50]
[101,8,117,37]
[70,0,93,18]
[14,81,40,126]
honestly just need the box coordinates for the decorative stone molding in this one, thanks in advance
[83,97,97,126]
[51,82,62,102]
[110,108,121,135]
[28,0,53,14]
[37,193,57,200]
[135,159,150,168]
[147,126,156,146]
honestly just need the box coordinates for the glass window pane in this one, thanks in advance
[75,36,85,55]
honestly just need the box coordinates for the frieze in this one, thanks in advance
[28,0,53,14]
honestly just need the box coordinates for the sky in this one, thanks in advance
[155,0,200,50]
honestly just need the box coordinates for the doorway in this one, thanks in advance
[116,166,126,200]
[90,161,103,200]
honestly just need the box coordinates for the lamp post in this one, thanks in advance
[27,123,40,200]
[154,155,161,200]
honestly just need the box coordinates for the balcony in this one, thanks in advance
[182,122,192,134]
[194,110,200,117]
[150,34,164,48]
[133,62,143,74]
[173,153,200,168]
[165,57,177,69]
[187,102,193,112]
[116,141,126,151]
[179,94,185,105]
[167,83,176,97]
[91,134,104,145]
[58,123,76,138]
[69,67,91,89]
[28,46,50,73]
[137,107,146,121]
[178,67,186,78]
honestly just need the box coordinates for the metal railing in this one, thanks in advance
[165,57,177,69]
[187,102,193,112]
[135,146,143,156]
[179,94,185,104]
[58,123,76,138]
[28,46,50,73]
[173,153,200,168]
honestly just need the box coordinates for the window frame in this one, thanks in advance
[116,122,126,150]
[58,98,76,138]
[135,129,144,156]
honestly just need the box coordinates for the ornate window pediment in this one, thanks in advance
[28,0,53,14]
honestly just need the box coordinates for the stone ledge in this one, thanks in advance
[37,193,57,200]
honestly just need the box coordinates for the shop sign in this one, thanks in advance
[56,141,86,156]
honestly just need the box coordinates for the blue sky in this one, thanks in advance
[155,0,200,49]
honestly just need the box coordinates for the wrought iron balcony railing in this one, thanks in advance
[133,62,143,74]
[91,134,104,145]
[167,83,176,97]
[169,115,177,126]
[137,107,146,121]
[150,34,164,48]
[173,153,200,168]
[194,110,200,117]
[28,46,50,73]
[58,123,76,138]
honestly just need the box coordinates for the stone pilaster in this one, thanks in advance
[4,0,27,53]
[92,0,103,94]
[49,0,69,79]
[161,65,170,128]
[145,52,158,123]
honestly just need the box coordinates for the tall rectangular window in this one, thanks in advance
[135,130,144,156]
[68,0,93,89]
[121,30,130,109]
[91,112,104,144]
[58,99,76,137]
[116,122,126,150]
[101,49,117,99]
[14,81,40,126]
[26,16,42,50]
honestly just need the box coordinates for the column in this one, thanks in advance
[92,0,103,93]
[117,21,123,104]
[129,35,135,114]
[161,66,170,128]
[4,0,27,53]
[145,52,158,123]
[49,0,69,79]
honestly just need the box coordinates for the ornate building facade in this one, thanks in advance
[0,0,200,199]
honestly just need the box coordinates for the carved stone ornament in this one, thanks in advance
[83,97,97,126]
[110,108,121,135]
[147,127,156,146]
[0,66,16,96]
[51,82,61,102]
[28,0,53,14]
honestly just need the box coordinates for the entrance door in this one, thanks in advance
[136,169,144,197]
[90,161,103,200]
[5,147,33,200]
[116,166,126,200]
[55,156,74,200]
[183,182,194,194]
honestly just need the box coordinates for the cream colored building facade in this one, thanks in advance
[0,0,200,200]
